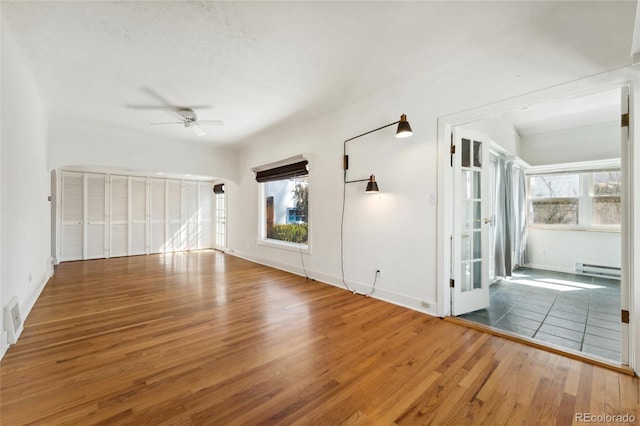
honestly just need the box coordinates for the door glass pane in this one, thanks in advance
[473,201,481,229]
[473,261,482,289]
[462,171,471,199]
[473,172,481,198]
[462,233,471,261]
[462,263,471,292]
[462,138,471,168]
[473,141,482,167]
[473,230,481,258]
[463,201,472,230]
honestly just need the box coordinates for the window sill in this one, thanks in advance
[528,225,620,233]
[257,239,311,254]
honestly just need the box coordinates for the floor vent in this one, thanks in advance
[4,298,24,344]
[575,263,621,279]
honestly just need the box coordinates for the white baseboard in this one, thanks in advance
[227,249,439,317]
[523,263,574,274]
[22,270,53,321]
[0,330,8,360]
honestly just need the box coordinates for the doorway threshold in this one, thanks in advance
[445,316,635,376]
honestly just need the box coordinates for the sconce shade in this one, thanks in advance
[396,114,413,138]
[365,175,379,193]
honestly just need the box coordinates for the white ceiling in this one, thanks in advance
[1,1,636,147]
[504,87,621,137]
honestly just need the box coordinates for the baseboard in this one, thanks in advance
[227,249,439,317]
[0,330,8,360]
[18,265,54,340]
[522,263,574,275]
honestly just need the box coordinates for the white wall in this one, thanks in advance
[520,122,620,166]
[1,21,52,346]
[48,119,238,182]
[527,229,620,273]
[228,64,640,372]
[464,117,521,156]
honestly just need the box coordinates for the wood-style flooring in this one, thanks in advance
[0,251,638,425]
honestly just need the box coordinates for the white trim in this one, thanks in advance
[525,158,621,175]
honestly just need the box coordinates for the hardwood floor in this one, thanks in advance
[1,251,638,425]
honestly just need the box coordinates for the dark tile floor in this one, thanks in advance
[460,267,622,362]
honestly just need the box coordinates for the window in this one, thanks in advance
[529,175,579,225]
[528,170,621,229]
[590,171,621,226]
[256,159,309,248]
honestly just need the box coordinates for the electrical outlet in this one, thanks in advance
[376,269,381,278]
[421,301,430,308]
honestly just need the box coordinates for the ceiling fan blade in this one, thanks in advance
[150,121,183,125]
[127,105,178,110]
[196,120,224,126]
[192,125,207,136]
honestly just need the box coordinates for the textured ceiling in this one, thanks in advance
[1,1,635,146]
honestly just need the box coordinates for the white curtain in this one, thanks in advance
[493,158,528,277]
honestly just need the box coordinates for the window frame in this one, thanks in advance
[252,155,312,254]
[527,169,621,232]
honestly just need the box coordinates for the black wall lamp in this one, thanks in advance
[343,114,413,192]
[339,114,413,295]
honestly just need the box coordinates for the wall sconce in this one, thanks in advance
[346,174,380,193]
[340,114,413,295]
[343,114,413,192]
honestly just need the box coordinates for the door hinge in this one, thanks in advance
[621,113,629,128]
[621,309,630,324]
[450,145,455,167]
[449,278,455,288]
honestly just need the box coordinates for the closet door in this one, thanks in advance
[167,180,183,252]
[185,181,199,250]
[110,175,128,257]
[150,178,166,253]
[61,171,84,261]
[85,173,107,259]
[129,177,148,255]
[198,182,213,249]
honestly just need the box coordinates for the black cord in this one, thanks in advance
[340,171,353,292]
[364,270,379,297]
[299,242,310,279]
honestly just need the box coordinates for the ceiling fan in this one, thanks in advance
[127,88,224,136]
[149,108,223,136]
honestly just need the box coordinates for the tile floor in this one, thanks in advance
[460,267,622,362]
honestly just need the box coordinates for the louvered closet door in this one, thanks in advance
[185,181,199,250]
[150,178,166,253]
[61,171,84,261]
[85,173,107,259]
[110,175,128,257]
[198,182,213,249]
[167,180,183,252]
[129,177,148,255]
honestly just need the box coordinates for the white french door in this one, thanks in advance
[452,128,491,316]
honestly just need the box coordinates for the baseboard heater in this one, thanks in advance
[575,263,621,279]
